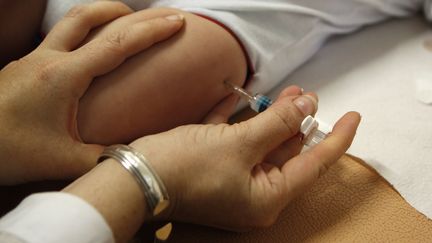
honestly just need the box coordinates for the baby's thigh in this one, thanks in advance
[78,8,247,144]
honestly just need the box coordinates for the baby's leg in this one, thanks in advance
[78,8,247,144]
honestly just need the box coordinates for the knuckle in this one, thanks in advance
[35,62,56,82]
[4,60,23,71]
[104,29,130,54]
[34,59,63,83]
[64,4,88,19]
[6,54,38,73]
[16,55,33,66]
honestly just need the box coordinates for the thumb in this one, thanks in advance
[243,94,317,154]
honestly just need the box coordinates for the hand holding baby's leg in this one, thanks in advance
[78,8,247,144]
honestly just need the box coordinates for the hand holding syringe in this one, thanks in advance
[225,81,327,147]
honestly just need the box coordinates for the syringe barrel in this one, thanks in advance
[249,94,272,113]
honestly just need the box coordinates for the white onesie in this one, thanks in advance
[43,0,432,94]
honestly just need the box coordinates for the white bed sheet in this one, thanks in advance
[268,16,432,219]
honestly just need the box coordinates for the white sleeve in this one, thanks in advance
[0,192,114,243]
[152,0,429,94]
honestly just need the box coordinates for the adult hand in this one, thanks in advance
[0,1,185,185]
[130,86,360,230]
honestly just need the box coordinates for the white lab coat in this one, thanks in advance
[0,193,113,243]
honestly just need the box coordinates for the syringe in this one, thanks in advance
[225,82,273,113]
[225,82,327,147]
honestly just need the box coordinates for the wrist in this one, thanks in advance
[127,142,178,222]
[63,158,149,242]
[98,145,174,241]
[99,145,171,218]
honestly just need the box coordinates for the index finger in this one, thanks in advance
[67,14,184,98]
[281,112,361,199]
[42,1,133,51]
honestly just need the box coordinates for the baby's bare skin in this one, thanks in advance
[78,8,247,144]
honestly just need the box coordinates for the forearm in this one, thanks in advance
[0,161,136,243]
[63,159,148,243]
[77,8,247,144]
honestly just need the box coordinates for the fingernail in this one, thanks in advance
[165,14,184,21]
[294,95,317,116]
